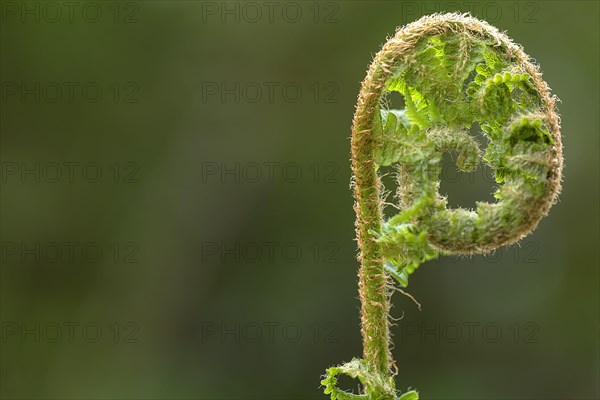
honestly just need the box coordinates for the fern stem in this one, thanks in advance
[352,65,391,374]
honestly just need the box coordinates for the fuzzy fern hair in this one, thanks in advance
[322,13,562,400]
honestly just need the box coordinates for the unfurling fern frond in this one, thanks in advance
[322,12,562,399]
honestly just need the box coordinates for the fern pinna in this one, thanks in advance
[322,13,562,400]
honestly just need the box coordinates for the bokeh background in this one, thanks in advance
[1,1,598,399]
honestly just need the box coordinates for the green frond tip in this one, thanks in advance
[374,20,560,256]
[377,221,439,287]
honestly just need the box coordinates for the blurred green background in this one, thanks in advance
[1,1,598,399]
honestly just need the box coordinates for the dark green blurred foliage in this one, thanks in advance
[1,1,598,399]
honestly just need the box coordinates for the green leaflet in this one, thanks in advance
[321,358,396,400]
[398,391,420,400]
[321,358,418,400]
[374,109,429,167]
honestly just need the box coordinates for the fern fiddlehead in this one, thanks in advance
[322,13,562,399]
